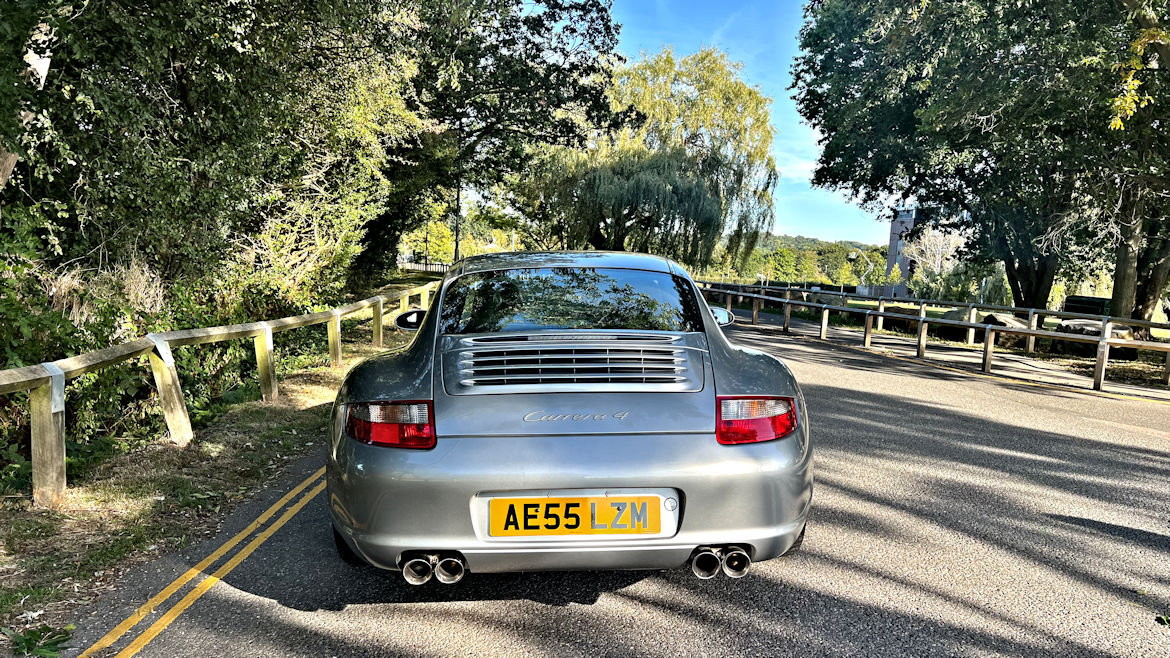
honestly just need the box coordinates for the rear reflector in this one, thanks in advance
[345,401,435,449]
[716,396,798,445]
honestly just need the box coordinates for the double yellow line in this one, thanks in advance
[81,467,327,657]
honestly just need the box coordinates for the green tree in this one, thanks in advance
[0,1,428,481]
[408,0,623,260]
[794,250,824,283]
[769,247,799,282]
[401,219,455,264]
[792,0,1164,313]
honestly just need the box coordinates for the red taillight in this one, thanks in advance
[345,401,435,449]
[716,396,798,445]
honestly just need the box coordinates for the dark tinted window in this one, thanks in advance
[439,268,703,334]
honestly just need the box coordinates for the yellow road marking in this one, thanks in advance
[115,480,327,657]
[81,467,326,657]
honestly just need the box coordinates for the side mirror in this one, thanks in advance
[710,307,734,327]
[394,309,425,332]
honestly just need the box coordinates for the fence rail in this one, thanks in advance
[697,281,1170,395]
[399,261,451,273]
[0,281,440,508]
[701,281,1170,332]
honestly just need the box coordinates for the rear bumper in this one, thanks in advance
[327,430,812,573]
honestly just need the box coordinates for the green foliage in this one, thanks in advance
[0,2,430,492]
[791,0,1155,309]
[699,234,885,287]
[413,0,621,186]
[503,47,778,269]
[1,623,74,657]
[401,220,455,264]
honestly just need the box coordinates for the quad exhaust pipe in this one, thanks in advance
[690,548,722,579]
[720,547,751,578]
[402,554,466,585]
[690,546,751,579]
[435,556,466,584]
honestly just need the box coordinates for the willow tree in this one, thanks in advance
[509,48,778,269]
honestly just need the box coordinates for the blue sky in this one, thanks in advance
[611,0,889,246]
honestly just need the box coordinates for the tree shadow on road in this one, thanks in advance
[96,378,1170,657]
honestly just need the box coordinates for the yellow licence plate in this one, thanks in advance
[488,496,661,537]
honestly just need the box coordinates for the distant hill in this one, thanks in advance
[758,234,883,252]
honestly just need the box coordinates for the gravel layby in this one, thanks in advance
[64,323,1170,657]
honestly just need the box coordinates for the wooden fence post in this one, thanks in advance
[917,319,929,358]
[328,311,343,368]
[146,334,194,446]
[783,291,792,333]
[1025,309,1037,353]
[725,291,732,313]
[1093,320,1112,391]
[863,312,873,348]
[31,363,65,508]
[982,328,996,373]
[254,325,277,403]
[421,287,430,310]
[820,307,830,339]
[876,298,886,331]
[372,298,384,348]
[1163,350,1170,386]
[752,297,759,325]
[966,305,977,345]
[399,294,409,314]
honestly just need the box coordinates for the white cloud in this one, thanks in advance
[774,151,817,183]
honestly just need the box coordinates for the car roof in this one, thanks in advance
[450,251,686,277]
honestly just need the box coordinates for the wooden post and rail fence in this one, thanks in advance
[0,281,440,509]
[697,281,1170,395]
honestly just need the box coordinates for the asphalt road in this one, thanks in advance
[67,325,1170,657]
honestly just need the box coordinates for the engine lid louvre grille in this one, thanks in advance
[442,333,706,394]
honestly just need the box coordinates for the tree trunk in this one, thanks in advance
[1111,212,1143,318]
[1135,233,1170,322]
[1003,254,1024,308]
[452,172,462,262]
[1031,253,1059,311]
[0,150,17,189]
[999,240,1058,310]
[586,223,607,250]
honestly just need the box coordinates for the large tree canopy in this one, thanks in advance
[792,0,1169,315]
[507,48,779,269]
[403,0,623,260]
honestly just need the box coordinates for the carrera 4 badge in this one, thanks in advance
[523,410,630,422]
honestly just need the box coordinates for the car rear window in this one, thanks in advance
[439,267,704,334]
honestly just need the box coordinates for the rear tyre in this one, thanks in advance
[333,525,366,566]
[784,524,806,555]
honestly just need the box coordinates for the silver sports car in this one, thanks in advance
[327,251,812,585]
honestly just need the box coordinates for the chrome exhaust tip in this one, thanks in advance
[402,556,435,586]
[434,556,466,585]
[691,548,722,579]
[721,548,751,579]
